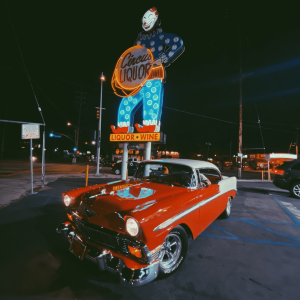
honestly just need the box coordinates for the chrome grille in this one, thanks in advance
[74,218,128,253]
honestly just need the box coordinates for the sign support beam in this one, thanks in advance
[145,142,151,160]
[42,129,45,187]
[30,139,34,194]
[121,142,129,180]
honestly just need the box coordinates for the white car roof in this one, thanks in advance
[142,159,220,171]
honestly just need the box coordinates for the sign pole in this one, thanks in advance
[30,138,34,194]
[42,128,45,187]
[121,142,128,180]
[145,142,151,160]
[96,73,104,175]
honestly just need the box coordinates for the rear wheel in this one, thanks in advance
[220,197,232,218]
[158,226,188,277]
[290,182,300,198]
[114,169,120,175]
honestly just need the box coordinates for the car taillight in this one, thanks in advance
[275,169,285,175]
[112,163,115,167]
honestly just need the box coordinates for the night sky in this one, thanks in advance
[1,1,300,158]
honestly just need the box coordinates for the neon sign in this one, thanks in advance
[111,7,185,134]
[110,132,162,142]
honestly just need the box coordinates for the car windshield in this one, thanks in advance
[134,162,196,188]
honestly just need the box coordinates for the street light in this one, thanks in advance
[96,72,105,175]
[67,122,77,151]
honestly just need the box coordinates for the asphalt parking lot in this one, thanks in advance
[0,178,299,300]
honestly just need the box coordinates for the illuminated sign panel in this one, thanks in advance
[115,46,153,90]
[111,7,185,135]
[110,132,161,142]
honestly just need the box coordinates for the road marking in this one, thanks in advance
[202,219,300,247]
[200,234,300,247]
[43,196,53,206]
[280,201,300,220]
[273,197,300,225]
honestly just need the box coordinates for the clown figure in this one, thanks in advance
[112,7,184,133]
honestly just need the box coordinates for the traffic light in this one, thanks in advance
[96,110,100,119]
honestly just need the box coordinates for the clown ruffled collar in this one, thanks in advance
[137,27,163,40]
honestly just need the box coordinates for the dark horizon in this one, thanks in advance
[1,1,299,158]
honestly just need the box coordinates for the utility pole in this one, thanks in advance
[75,85,87,150]
[229,140,232,165]
[206,142,211,160]
[238,25,243,179]
[0,100,9,159]
[296,122,299,159]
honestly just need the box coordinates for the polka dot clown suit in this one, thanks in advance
[117,79,164,132]
[112,7,184,134]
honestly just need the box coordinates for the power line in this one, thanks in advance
[30,77,69,121]
[163,106,295,133]
[0,64,115,95]
[5,1,45,125]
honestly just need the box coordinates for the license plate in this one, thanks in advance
[69,237,87,260]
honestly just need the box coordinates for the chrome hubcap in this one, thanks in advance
[159,233,182,269]
[226,198,231,215]
[293,184,300,197]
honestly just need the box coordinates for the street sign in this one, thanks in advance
[22,124,40,139]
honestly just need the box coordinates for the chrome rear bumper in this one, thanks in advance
[56,221,159,287]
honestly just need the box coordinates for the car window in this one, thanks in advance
[135,163,196,188]
[291,163,300,170]
[200,168,221,177]
[199,168,221,183]
[196,170,211,187]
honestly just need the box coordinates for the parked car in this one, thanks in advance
[248,160,268,170]
[273,160,300,198]
[223,161,232,167]
[111,161,139,175]
[56,159,237,286]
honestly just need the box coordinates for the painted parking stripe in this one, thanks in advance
[240,219,300,243]
[228,218,297,226]
[280,201,300,221]
[200,234,300,247]
[273,197,300,225]
[43,196,53,206]
[210,224,238,239]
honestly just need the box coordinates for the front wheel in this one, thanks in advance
[290,182,300,198]
[158,226,188,277]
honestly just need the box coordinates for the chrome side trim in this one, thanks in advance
[153,189,236,232]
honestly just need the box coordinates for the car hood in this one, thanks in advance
[74,178,186,232]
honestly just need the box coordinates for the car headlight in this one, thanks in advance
[63,195,71,206]
[126,217,140,237]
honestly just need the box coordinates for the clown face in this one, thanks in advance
[142,7,158,32]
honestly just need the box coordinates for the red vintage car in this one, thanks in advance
[57,159,237,286]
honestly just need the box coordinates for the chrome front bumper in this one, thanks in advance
[56,221,159,287]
